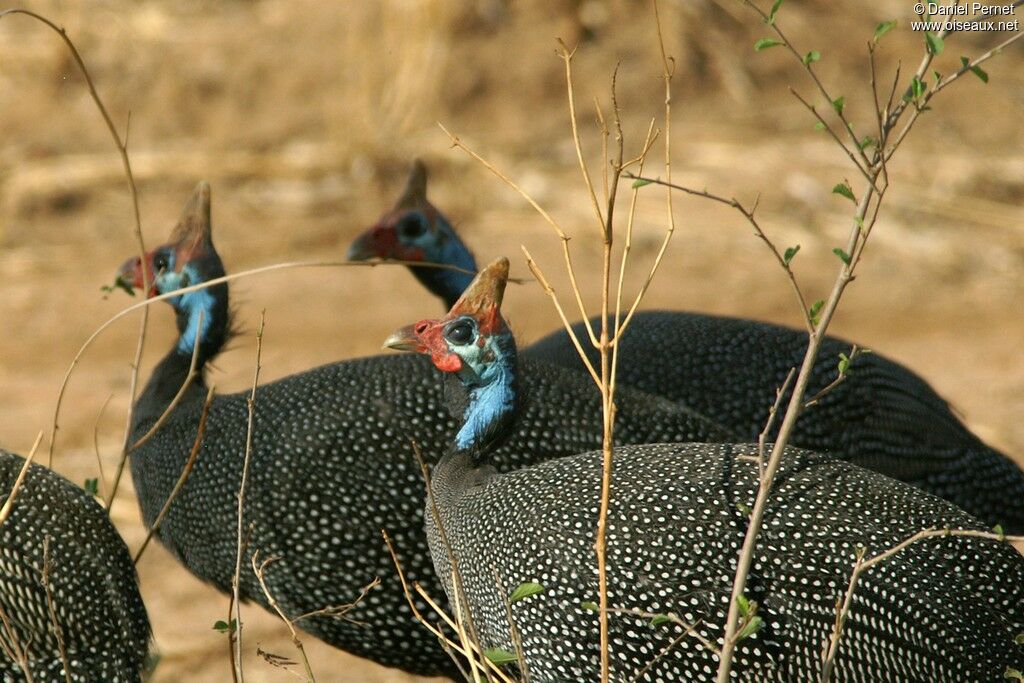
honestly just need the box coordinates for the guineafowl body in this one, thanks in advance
[390,258,1024,683]
[429,443,1024,682]
[122,183,735,677]
[348,161,1024,531]
[527,311,1024,532]
[0,452,150,682]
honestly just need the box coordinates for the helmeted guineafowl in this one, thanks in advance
[347,159,475,309]
[0,451,150,681]
[117,182,738,677]
[385,256,1024,682]
[350,160,1024,531]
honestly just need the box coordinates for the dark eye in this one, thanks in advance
[153,252,170,272]
[445,319,474,345]
[398,213,428,239]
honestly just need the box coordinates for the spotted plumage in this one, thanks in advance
[0,452,150,682]
[391,258,1024,682]
[349,171,1024,531]
[121,184,736,677]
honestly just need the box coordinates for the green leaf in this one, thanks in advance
[832,247,851,265]
[961,56,989,83]
[832,183,855,202]
[83,478,99,496]
[858,136,875,151]
[1015,632,1024,645]
[873,20,897,42]
[1006,667,1024,682]
[994,523,1006,538]
[509,582,544,603]
[783,244,800,266]
[802,50,820,66]
[737,615,764,641]
[736,594,751,618]
[484,648,519,665]
[813,121,826,131]
[925,31,944,56]
[212,619,237,634]
[911,76,925,100]
[809,300,825,326]
[837,352,850,375]
[100,274,136,298]
[933,70,942,86]
[754,38,785,51]
[766,0,783,25]
[581,601,599,612]
[831,96,845,116]
[649,614,673,627]
[632,178,653,188]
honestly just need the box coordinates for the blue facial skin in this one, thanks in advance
[442,316,517,453]
[402,211,477,308]
[152,248,218,356]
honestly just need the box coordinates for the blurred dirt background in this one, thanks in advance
[0,0,1021,681]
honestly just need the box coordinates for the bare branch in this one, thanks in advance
[229,312,267,682]
[40,538,72,683]
[0,433,44,528]
[0,10,153,473]
[757,369,796,478]
[133,385,216,564]
[438,123,599,348]
[250,552,318,683]
[623,174,812,331]
[556,39,605,230]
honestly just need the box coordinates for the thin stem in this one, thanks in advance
[623,174,812,331]
[757,368,795,478]
[820,526,1024,681]
[521,248,601,386]
[108,312,204,512]
[557,39,605,230]
[438,122,599,348]
[90,394,114,503]
[133,385,216,564]
[250,552,318,683]
[0,10,153,473]
[40,538,72,683]
[0,433,44,527]
[229,312,266,682]
[51,258,454,486]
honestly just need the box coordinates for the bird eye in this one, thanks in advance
[445,319,474,346]
[153,252,170,273]
[398,213,428,239]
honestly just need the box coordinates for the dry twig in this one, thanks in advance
[132,385,216,564]
[250,552,318,683]
[40,538,72,683]
[0,433,44,528]
[0,9,153,476]
[228,312,267,682]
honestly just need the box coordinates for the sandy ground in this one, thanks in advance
[0,0,1022,681]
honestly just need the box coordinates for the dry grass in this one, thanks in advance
[0,0,1022,680]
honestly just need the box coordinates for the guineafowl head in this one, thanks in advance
[117,181,229,357]
[348,159,476,307]
[386,257,517,455]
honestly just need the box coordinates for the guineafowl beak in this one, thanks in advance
[117,254,156,297]
[348,224,398,262]
[382,324,422,351]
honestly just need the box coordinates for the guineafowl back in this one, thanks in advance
[426,443,1024,682]
[0,452,150,682]
[130,352,735,677]
[525,310,1024,530]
